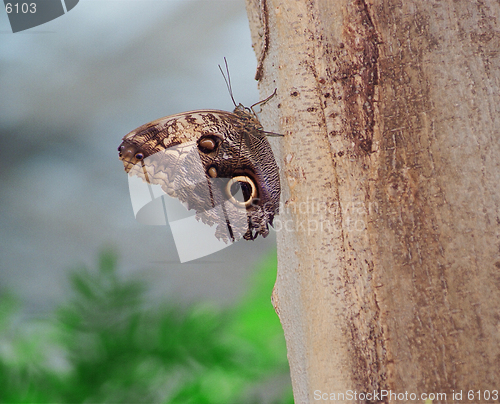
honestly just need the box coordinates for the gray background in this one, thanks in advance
[0,0,277,315]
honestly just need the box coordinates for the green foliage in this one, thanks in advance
[0,251,292,403]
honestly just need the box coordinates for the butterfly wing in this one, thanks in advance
[118,108,280,242]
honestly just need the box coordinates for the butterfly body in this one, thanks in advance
[118,105,280,241]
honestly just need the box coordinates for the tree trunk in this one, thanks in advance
[245,0,500,402]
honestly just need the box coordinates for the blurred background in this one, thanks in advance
[0,1,290,402]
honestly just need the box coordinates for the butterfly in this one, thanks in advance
[118,67,280,243]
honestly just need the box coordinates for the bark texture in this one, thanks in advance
[245,0,500,403]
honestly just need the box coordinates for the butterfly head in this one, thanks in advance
[233,104,263,132]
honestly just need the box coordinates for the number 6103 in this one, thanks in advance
[5,3,37,14]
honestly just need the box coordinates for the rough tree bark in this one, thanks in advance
[245,1,500,403]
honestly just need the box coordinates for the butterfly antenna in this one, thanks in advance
[218,57,237,107]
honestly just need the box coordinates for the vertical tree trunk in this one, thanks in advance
[245,1,500,402]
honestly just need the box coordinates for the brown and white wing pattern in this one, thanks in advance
[118,106,280,242]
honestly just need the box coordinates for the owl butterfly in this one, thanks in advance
[118,66,280,243]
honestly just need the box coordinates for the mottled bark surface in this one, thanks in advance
[246,0,500,403]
